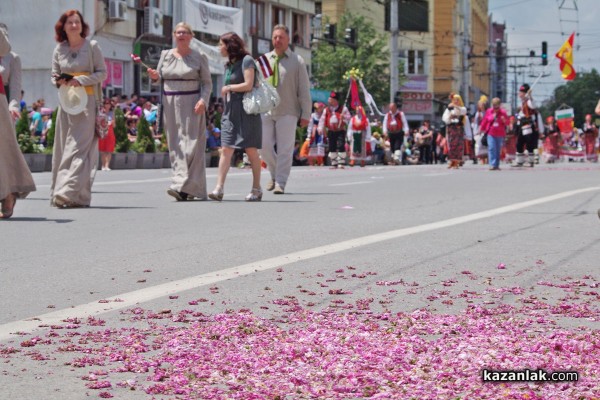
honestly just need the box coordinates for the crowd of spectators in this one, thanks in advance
[20,92,599,168]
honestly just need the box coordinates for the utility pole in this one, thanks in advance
[389,0,398,104]
[509,63,527,112]
[461,0,471,107]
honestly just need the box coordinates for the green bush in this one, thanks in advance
[45,108,58,149]
[158,131,168,152]
[132,114,156,153]
[15,109,40,153]
[113,107,130,153]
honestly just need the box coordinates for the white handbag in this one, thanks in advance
[242,62,280,115]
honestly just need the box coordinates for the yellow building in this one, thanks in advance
[320,0,385,33]
[431,0,490,114]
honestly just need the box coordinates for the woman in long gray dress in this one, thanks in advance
[50,9,106,208]
[147,22,212,202]
[0,23,36,218]
[208,32,262,202]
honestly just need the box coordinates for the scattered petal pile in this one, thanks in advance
[0,270,598,399]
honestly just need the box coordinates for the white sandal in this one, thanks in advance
[245,187,262,202]
[208,187,224,201]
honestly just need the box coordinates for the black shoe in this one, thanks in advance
[167,189,188,201]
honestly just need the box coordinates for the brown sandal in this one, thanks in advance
[0,193,16,219]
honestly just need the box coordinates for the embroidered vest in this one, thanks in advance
[351,115,368,131]
[386,112,403,133]
[325,106,345,132]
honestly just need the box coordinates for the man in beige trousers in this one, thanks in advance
[259,25,312,194]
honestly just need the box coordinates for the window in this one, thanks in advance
[385,0,428,32]
[249,0,265,37]
[400,50,426,75]
[292,13,306,47]
[399,0,428,32]
[272,6,286,27]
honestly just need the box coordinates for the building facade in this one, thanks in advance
[1,0,314,109]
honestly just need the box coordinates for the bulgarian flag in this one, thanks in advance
[555,32,576,81]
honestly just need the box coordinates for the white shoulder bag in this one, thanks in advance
[242,61,280,115]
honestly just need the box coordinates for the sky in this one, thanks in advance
[488,0,599,105]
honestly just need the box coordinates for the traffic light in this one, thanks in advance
[495,39,503,58]
[541,41,548,65]
[344,28,357,47]
[324,24,336,42]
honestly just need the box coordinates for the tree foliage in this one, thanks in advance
[132,114,156,153]
[540,69,600,127]
[113,107,130,153]
[15,109,39,153]
[45,108,58,149]
[311,12,396,109]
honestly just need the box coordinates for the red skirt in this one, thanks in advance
[447,124,464,161]
[98,124,116,153]
[504,134,516,156]
[544,135,561,157]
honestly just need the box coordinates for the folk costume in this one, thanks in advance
[306,103,325,166]
[50,39,107,207]
[156,47,212,200]
[0,24,36,215]
[382,107,409,164]
[318,91,351,169]
[582,116,598,162]
[442,94,472,169]
[472,95,489,162]
[347,106,371,167]
[513,84,544,167]
[0,48,21,110]
[542,116,561,163]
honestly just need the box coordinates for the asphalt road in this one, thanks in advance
[1,161,599,398]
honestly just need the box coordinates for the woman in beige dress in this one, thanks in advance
[50,10,106,208]
[0,23,36,218]
[147,22,212,201]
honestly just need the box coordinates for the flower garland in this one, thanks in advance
[343,67,364,81]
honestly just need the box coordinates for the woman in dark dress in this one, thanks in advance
[209,32,263,202]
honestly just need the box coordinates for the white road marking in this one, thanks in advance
[330,181,373,186]
[1,186,598,341]
[33,171,251,189]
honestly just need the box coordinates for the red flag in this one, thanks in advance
[349,78,362,110]
[555,33,576,81]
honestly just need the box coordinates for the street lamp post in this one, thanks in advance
[389,0,398,104]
